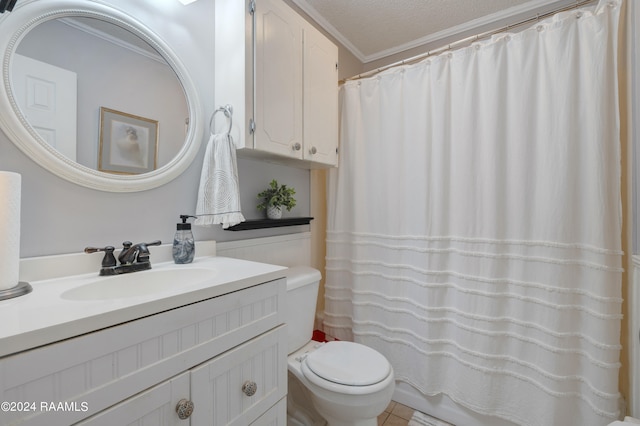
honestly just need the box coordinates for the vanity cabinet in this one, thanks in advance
[0,278,287,426]
[76,372,190,425]
[215,0,338,167]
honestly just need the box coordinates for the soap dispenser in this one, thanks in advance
[173,215,195,264]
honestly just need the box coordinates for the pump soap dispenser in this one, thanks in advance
[173,215,195,264]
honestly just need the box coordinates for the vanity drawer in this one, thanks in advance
[251,397,286,426]
[0,278,285,426]
[191,326,287,425]
[75,372,190,426]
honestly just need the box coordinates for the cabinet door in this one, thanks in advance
[190,326,287,426]
[76,372,190,426]
[254,0,303,158]
[250,398,286,426]
[303,24,339,166]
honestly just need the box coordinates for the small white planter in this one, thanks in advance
[266,205,283,219]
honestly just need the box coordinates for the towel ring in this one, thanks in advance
[210,105,233,136]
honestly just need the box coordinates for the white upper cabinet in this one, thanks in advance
[302,22,338,165]
[215,0,338,167]
[254,0,303,158]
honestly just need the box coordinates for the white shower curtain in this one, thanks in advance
[324,1,623,425]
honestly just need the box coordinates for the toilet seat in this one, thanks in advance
[301,341,392,394]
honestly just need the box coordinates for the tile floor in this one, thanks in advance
[378,401,416,426]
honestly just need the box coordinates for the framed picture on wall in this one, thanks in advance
[98,107,158,174]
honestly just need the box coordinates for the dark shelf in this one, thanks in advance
[225,217,314,231]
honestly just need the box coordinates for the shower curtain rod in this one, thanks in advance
[341,0,597,84]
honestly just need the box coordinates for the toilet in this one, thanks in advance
[285,266,395,426]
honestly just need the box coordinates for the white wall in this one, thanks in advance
[0,0,311,258]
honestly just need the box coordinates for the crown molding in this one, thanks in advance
[289,0,367,62]
[290,0,577,64]
[59,17,167,65]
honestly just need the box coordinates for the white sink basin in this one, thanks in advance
[61,267,216,301]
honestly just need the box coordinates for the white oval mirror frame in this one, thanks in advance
[0,0,204,192]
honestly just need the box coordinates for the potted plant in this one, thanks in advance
[257,179,296,219]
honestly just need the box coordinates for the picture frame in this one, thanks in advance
[98,107,158,174]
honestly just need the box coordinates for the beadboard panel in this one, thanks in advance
[0,279,285,426]
[251,398,287,426]
[190,326,287,425]
[216,232,311,267]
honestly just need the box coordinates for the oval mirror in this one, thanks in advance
[0,1,203,192]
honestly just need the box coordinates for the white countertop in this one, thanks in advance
[0,256,287,358]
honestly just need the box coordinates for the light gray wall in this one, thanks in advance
[0,0,310,258]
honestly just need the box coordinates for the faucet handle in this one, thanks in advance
[135,240,162,263]
[84,246,117,268]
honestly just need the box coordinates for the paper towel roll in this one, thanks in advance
[0,172,21,291]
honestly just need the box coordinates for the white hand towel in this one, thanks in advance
[194,132,245,229]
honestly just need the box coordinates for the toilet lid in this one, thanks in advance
[303,341,391,386]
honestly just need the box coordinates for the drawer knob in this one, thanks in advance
[176,399,194,420]
[242,380,258,397]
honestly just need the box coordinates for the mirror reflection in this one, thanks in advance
[12,17,188,174]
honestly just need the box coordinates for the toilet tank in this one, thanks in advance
[285,266,322,354]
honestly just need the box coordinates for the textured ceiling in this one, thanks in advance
[290,0,581,63]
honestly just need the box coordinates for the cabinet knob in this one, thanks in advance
[309,146,317,155]
[292,143,301,151]
[242,380,258,397]
[176,399,194,420]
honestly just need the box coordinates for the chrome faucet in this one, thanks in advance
[85,240,161,276]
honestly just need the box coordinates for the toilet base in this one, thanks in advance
[287,370,385,426]
[308,388,391,426]
[287,371,326,426]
